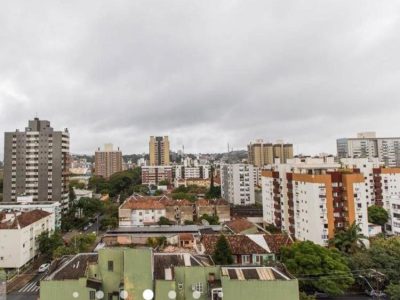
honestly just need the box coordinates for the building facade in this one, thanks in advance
[149,136,170,166]
[40,248,299,300]
[141,166,174,185]
[220,164,255,206]
[119,196,230,226]
[0,210,55,269]
[0,200,61,229]
[175,165,210,180]
[262,157,370,246]
[248,140,293,167]
[3,118,70,211]
[94,144,123,179]
[337,132,400,167]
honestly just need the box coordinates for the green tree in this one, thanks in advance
[88,176,108,193]
[329,222,367,254]
[299,292,316,300]
[281,241,354,295]
[37,230,64,260]
[158,216,173,225]
[171,192,196,201]
[349,236,400,283]
[386,283,400,300]
[154,189,163,196]
[213,235,233,265]
[53,245,75,259]
[100,216,118,230]
[368,205,389,226]
[69,185,76,202]
[200,214,219,225]
[69,180,86,189]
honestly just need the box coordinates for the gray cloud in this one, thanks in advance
[1,0,400,157]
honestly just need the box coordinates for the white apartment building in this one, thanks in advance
[262,157,369,246]
[0,200,61,229]
[220,164,255,206]
[175,165,210,180]
[0,210,55,269]
[340,158,400,235]
[337,132,400,167]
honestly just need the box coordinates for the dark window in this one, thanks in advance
[108,260,114,271]
[89,291,96,300]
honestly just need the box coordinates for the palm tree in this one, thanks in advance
[329,222,367,254]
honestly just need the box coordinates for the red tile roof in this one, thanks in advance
[225,218,256,234]
[202,235,268,255]
[179,233,194,241]
[0,210,51,229]
[263,234,293,253]
[120,198,165,210]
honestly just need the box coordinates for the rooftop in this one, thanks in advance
[221,266,291,281]
[225,218,257,234]
[0,210,51,229]
[153,253,214,280]
[108,225,222,235]
[46,253,98,280]
[202,235,268,255]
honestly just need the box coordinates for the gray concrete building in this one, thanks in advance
[3,118,70,211]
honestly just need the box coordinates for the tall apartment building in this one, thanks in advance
[341,158,400,235]
[94,144,123,178]
[220,164,255,206]
[262,157,369,246]
[248,139,293,167]
[337,132,400,167]
[149,136,170,166]
[3,118,70,210]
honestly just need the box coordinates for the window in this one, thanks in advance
[193,282,204,293]
[108,260,114,271]
[254,255,263,265]
[89,291,96,300]
[242,255,251,264]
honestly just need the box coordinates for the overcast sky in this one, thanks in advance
[1,1,400,156]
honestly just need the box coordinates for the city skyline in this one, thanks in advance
[1,1,400,157]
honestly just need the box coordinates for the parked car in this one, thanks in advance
[38,263,50,273]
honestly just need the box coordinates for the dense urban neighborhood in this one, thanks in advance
[0,118,400,300]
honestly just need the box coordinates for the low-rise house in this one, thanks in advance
[0,201,61,229]
[178,233,195,248]
[0,210,55,269]
[224,218,259,234]
[119,196,167,226]
[201,234,292,265]
[40,248,299,300]
[119,196,231,226]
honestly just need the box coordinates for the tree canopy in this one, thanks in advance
[213,235,233,265]
[329,222,366,254]
[281,241,354,295]
[368,205,389,226]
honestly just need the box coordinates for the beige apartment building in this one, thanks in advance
[149,136,170,166]
[94,144,123,178]
[248,139,293,167]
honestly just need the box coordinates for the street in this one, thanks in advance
[7,272,45,300]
